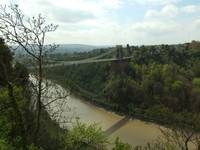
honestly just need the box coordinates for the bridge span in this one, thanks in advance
[45,56,133,68]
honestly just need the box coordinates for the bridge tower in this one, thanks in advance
[116,45,123,60]
[111,45,130,75]
[127,44,132,56]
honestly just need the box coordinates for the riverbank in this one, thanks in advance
[68,85,174,128]
[43,77,200,149]
[73,87,200,132]
[46,77,193,132]
[48,79,165,147]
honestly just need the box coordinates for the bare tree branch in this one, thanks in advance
[0,4,60,140]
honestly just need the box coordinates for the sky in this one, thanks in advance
[1,0,200,45]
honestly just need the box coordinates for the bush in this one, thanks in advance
[64,122,108,150]
[0,139,15,150]
[112,137,132,150]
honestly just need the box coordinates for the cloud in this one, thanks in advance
[11,0,124,24]
[181,5,200,14]
[0,0,200,45]
[145,4,179,19]
[129,0,181,5]
[14,0,97,23]
[193,19,200,29]
[97,0,124,9]
[47,7,95,23]
[0,0,9,4]
[130,21,178,35]
[48,19,123,45]
[36,0,123,15]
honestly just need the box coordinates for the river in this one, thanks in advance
[30,76,163,147]
[66,95,162,146]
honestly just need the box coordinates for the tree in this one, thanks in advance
[0,38,13,86]
[193,78,200,93]
[112,137,132,150]
[0,38,30,150]
[160,126,197,150]
[0,4,62,140]
[64,122,108,150]
[192,62,200,77]
[0,139,15,150]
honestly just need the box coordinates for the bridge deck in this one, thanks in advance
[43,56,133,68]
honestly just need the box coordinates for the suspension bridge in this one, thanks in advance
[45,45,133,68]
[45,46,133,135]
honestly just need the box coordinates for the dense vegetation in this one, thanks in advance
[0,38,70,150]
[0,38,116,150]
[46,41,200,131]
[2,37,200,149]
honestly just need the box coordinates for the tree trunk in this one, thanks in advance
[184,139,189,150]
[35,53,43,141]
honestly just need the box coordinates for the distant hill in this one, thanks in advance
[14,44,109,55]
[55,44,107,54]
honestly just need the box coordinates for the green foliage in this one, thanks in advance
[112,138,177,150]
[192,78,200,88]
[133,141,176,150]
[0,38,68,150]
[0,86,31,149]
[192,62,200,77]
[193,78,200,93]
[172,80,183,93]
[0,139,15,150]
[112,137,132,150]
[28,144,43,150]
[13,62,29,86]
[104,75,141,109]
[64,122,108,150]
[46,63,110,95]
[193,78,200,87]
